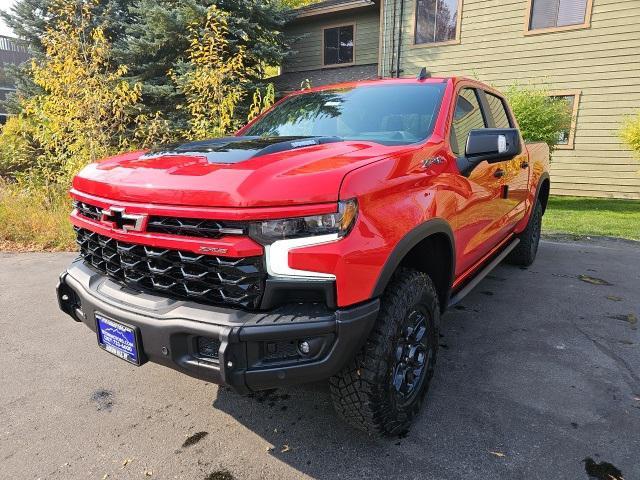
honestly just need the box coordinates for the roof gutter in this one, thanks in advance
[294,0,376,19]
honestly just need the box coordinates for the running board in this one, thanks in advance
[447,238,520,308]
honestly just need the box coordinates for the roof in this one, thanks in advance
[293,0,376,20]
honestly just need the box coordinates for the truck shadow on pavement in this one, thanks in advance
[210,241,638,479]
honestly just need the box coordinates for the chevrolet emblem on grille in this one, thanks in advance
[100,207,147,232]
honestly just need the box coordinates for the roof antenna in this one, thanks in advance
[417,67,431,80]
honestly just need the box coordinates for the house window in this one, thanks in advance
[527,0,593,33]
[415,0,462,45]
[549,91,580,149]
[323,25,354,66]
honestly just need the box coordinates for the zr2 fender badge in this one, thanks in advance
[422,156,446,169]
[199,246,229,255]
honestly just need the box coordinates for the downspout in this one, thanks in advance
[396,0,405,77]
[390,0,397,76]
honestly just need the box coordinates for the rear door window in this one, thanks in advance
[485,93,512,129]
[450,88,487,156]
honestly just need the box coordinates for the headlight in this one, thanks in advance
[249,199,358,245]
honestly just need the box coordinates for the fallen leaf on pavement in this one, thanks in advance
[610,314,638,327]
[281,444,291,453]
[122,458,133,468]
[578,275,612,286]
[490,451,506,458]
[606,295,623,301]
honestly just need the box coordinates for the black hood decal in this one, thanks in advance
[140,136,343,164]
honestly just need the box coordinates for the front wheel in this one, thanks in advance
[329,269,439,436]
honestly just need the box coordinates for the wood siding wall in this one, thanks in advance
[284,9,380,73]
[380,0,640,199]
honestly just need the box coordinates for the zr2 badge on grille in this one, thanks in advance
[96,314,141,365]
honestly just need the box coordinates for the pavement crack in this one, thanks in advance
[572,322,640,392]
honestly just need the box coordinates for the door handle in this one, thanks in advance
[493,169,505,178]
[520,161,529,169]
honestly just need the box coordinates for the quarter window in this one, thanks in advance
[323,25,354,66]
[450,88,486,156]
[415,0,461,45]
[485,93,511,129]
[528,0,591,31]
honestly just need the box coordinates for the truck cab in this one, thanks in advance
[58,76,550,436]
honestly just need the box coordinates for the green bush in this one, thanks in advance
[0,180,75,251]
[504,83,572,152]
[621,111,640,158]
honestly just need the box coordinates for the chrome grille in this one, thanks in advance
[147,216,246,238]
[73,200,102,221]
[75,227,266,309]
[73,199,247,239]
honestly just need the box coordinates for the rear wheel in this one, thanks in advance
[507,199,543,267]
[329,269,439,436]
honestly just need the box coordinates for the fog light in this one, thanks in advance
[298,341,311,355]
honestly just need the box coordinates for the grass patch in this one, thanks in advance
[0,185,76,251]
[543,195,640,241]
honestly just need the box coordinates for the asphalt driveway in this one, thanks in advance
[0,238,638,480]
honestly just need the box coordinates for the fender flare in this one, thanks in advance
[534,172,551,212]
[371,218,456,300]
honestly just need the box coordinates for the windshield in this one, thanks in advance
[244,83,446,146]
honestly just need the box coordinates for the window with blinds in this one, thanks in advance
[529,0,589,31]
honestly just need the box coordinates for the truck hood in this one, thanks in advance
[73,136,396,208]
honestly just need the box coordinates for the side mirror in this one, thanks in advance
[465,128,521,164]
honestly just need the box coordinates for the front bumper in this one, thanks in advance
[57,259,379,393]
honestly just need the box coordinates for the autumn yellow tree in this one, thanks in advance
[173,6,247,140]
[0,0,144,192]
[247,83,276,123]
[174,5,276,140]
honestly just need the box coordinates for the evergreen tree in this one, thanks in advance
[114,0,293,127]
[2,0,297,127]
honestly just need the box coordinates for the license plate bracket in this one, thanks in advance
[95,314,142,365]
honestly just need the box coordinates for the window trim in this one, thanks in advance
[524,0,594,36]
[411,0,464,49]
[321,23,356,68]
[548,89,581,150]
[480,90,514,129]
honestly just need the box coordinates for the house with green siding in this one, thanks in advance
[276,0,640,199]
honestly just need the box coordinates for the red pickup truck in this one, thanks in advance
[57,75,550,436]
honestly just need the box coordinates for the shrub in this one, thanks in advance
[0,181,75,251]
[621,111,640,158]
[504,83,573,153]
